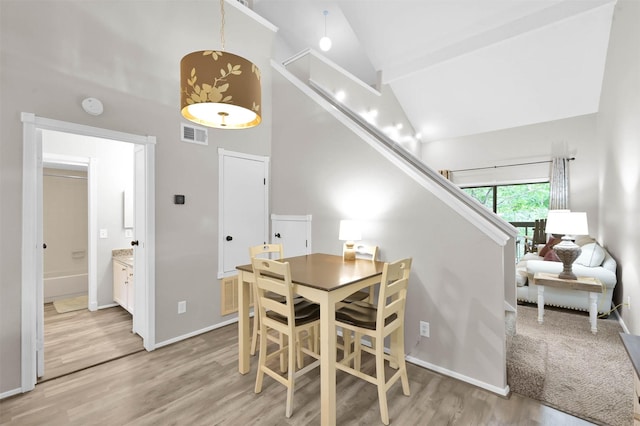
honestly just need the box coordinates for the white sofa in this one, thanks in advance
[516,237,617,314]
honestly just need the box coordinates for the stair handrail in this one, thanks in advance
[272,57,518,245]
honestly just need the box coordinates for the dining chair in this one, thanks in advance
[334,257,412,425]
[342,243,379,303]
[249,244,285,357]
[252,257,321,418]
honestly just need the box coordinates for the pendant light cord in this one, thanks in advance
[323,10,328,37]
[220,0,226,51]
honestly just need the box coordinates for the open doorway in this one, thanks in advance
[21,113,156,392]
[38,153,142,382]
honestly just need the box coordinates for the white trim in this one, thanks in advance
[406,355,510,397]
[283,49,381,97]
[270,214,312,222]
[98,302,119,309]
[615,310,630,334]
[21,113,38,391]
[0,387,23,400]
[224,0,278,33]
[154,317,239,349]
[21,113,156,392]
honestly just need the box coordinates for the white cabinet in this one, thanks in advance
[113,259,134,314]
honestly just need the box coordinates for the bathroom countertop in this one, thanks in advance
[112,248,134,267]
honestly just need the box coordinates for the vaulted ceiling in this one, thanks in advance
[253,0,617,142]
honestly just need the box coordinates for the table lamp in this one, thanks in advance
[545,211,589,280]
[339,220,362,261]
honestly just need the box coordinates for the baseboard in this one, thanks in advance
[0,387,23,400]
[98,303,119,310]
[614,309,630,334]
[154,317,239,349]
[405,355,510,397]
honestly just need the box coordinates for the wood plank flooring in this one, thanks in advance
[40,302,143,382]
[1,319,594,425]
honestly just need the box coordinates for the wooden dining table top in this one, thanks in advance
[236,253,384,292]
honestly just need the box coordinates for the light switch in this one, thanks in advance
[99,229,108,239]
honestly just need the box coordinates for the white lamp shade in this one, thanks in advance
[545,211,588,236]
[339,220,361,241]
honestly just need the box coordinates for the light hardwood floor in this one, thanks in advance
[40,302,143,382]
[1,317,593,425]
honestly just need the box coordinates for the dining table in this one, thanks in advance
[236,253,384,426]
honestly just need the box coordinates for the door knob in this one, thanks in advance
[131,240,139,246]
[43,243,47,249]
[226,235,233,241]
[274,233,281,238]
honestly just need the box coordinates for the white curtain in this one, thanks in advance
[549,157,569,209]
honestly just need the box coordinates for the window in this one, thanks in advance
[463,182,550,259]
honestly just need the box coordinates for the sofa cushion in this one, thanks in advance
[543,250,561,262]
[539,238,561,257]
[575,242,605,267]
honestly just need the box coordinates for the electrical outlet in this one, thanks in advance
[178,300,187,314]
[420,321,430,338]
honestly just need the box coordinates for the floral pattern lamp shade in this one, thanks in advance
[180,50,261,129]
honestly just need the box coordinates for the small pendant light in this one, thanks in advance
[319,10,332,52]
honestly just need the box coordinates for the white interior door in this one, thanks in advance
[271,215,312,257]
[218,149,269,277]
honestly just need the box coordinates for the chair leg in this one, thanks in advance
[250,314,259,356]
[395,328,410,396]
[296,330,304,369]
[285,333,296,418]
[375,342,390,425]
[354,331,362,372]
[254,323,267,394]
[280,333,287,373]
[343,328,352,364]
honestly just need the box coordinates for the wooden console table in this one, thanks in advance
[532,272,603,334]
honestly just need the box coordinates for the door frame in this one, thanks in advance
[20,113,156,392]
[42,153,98,312]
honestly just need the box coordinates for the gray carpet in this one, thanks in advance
[507,304,634,426]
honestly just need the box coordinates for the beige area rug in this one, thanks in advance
[507,304,634,426]
[53,295,88,314]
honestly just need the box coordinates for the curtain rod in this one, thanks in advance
[451,157,575,173]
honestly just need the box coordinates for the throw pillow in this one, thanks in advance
[543,249,561,262]
[539,238,561,257]
[575,242,605,267]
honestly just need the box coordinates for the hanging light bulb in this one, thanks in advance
[180,0,262,129]
[319,10,332,52]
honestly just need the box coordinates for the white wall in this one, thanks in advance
[271,69,510,393]
[44,131,134,307]
[421,114,601,235]
[0,1,274,394]
[597,0,640,334]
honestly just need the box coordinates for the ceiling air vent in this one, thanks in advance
[181,123,208,146]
